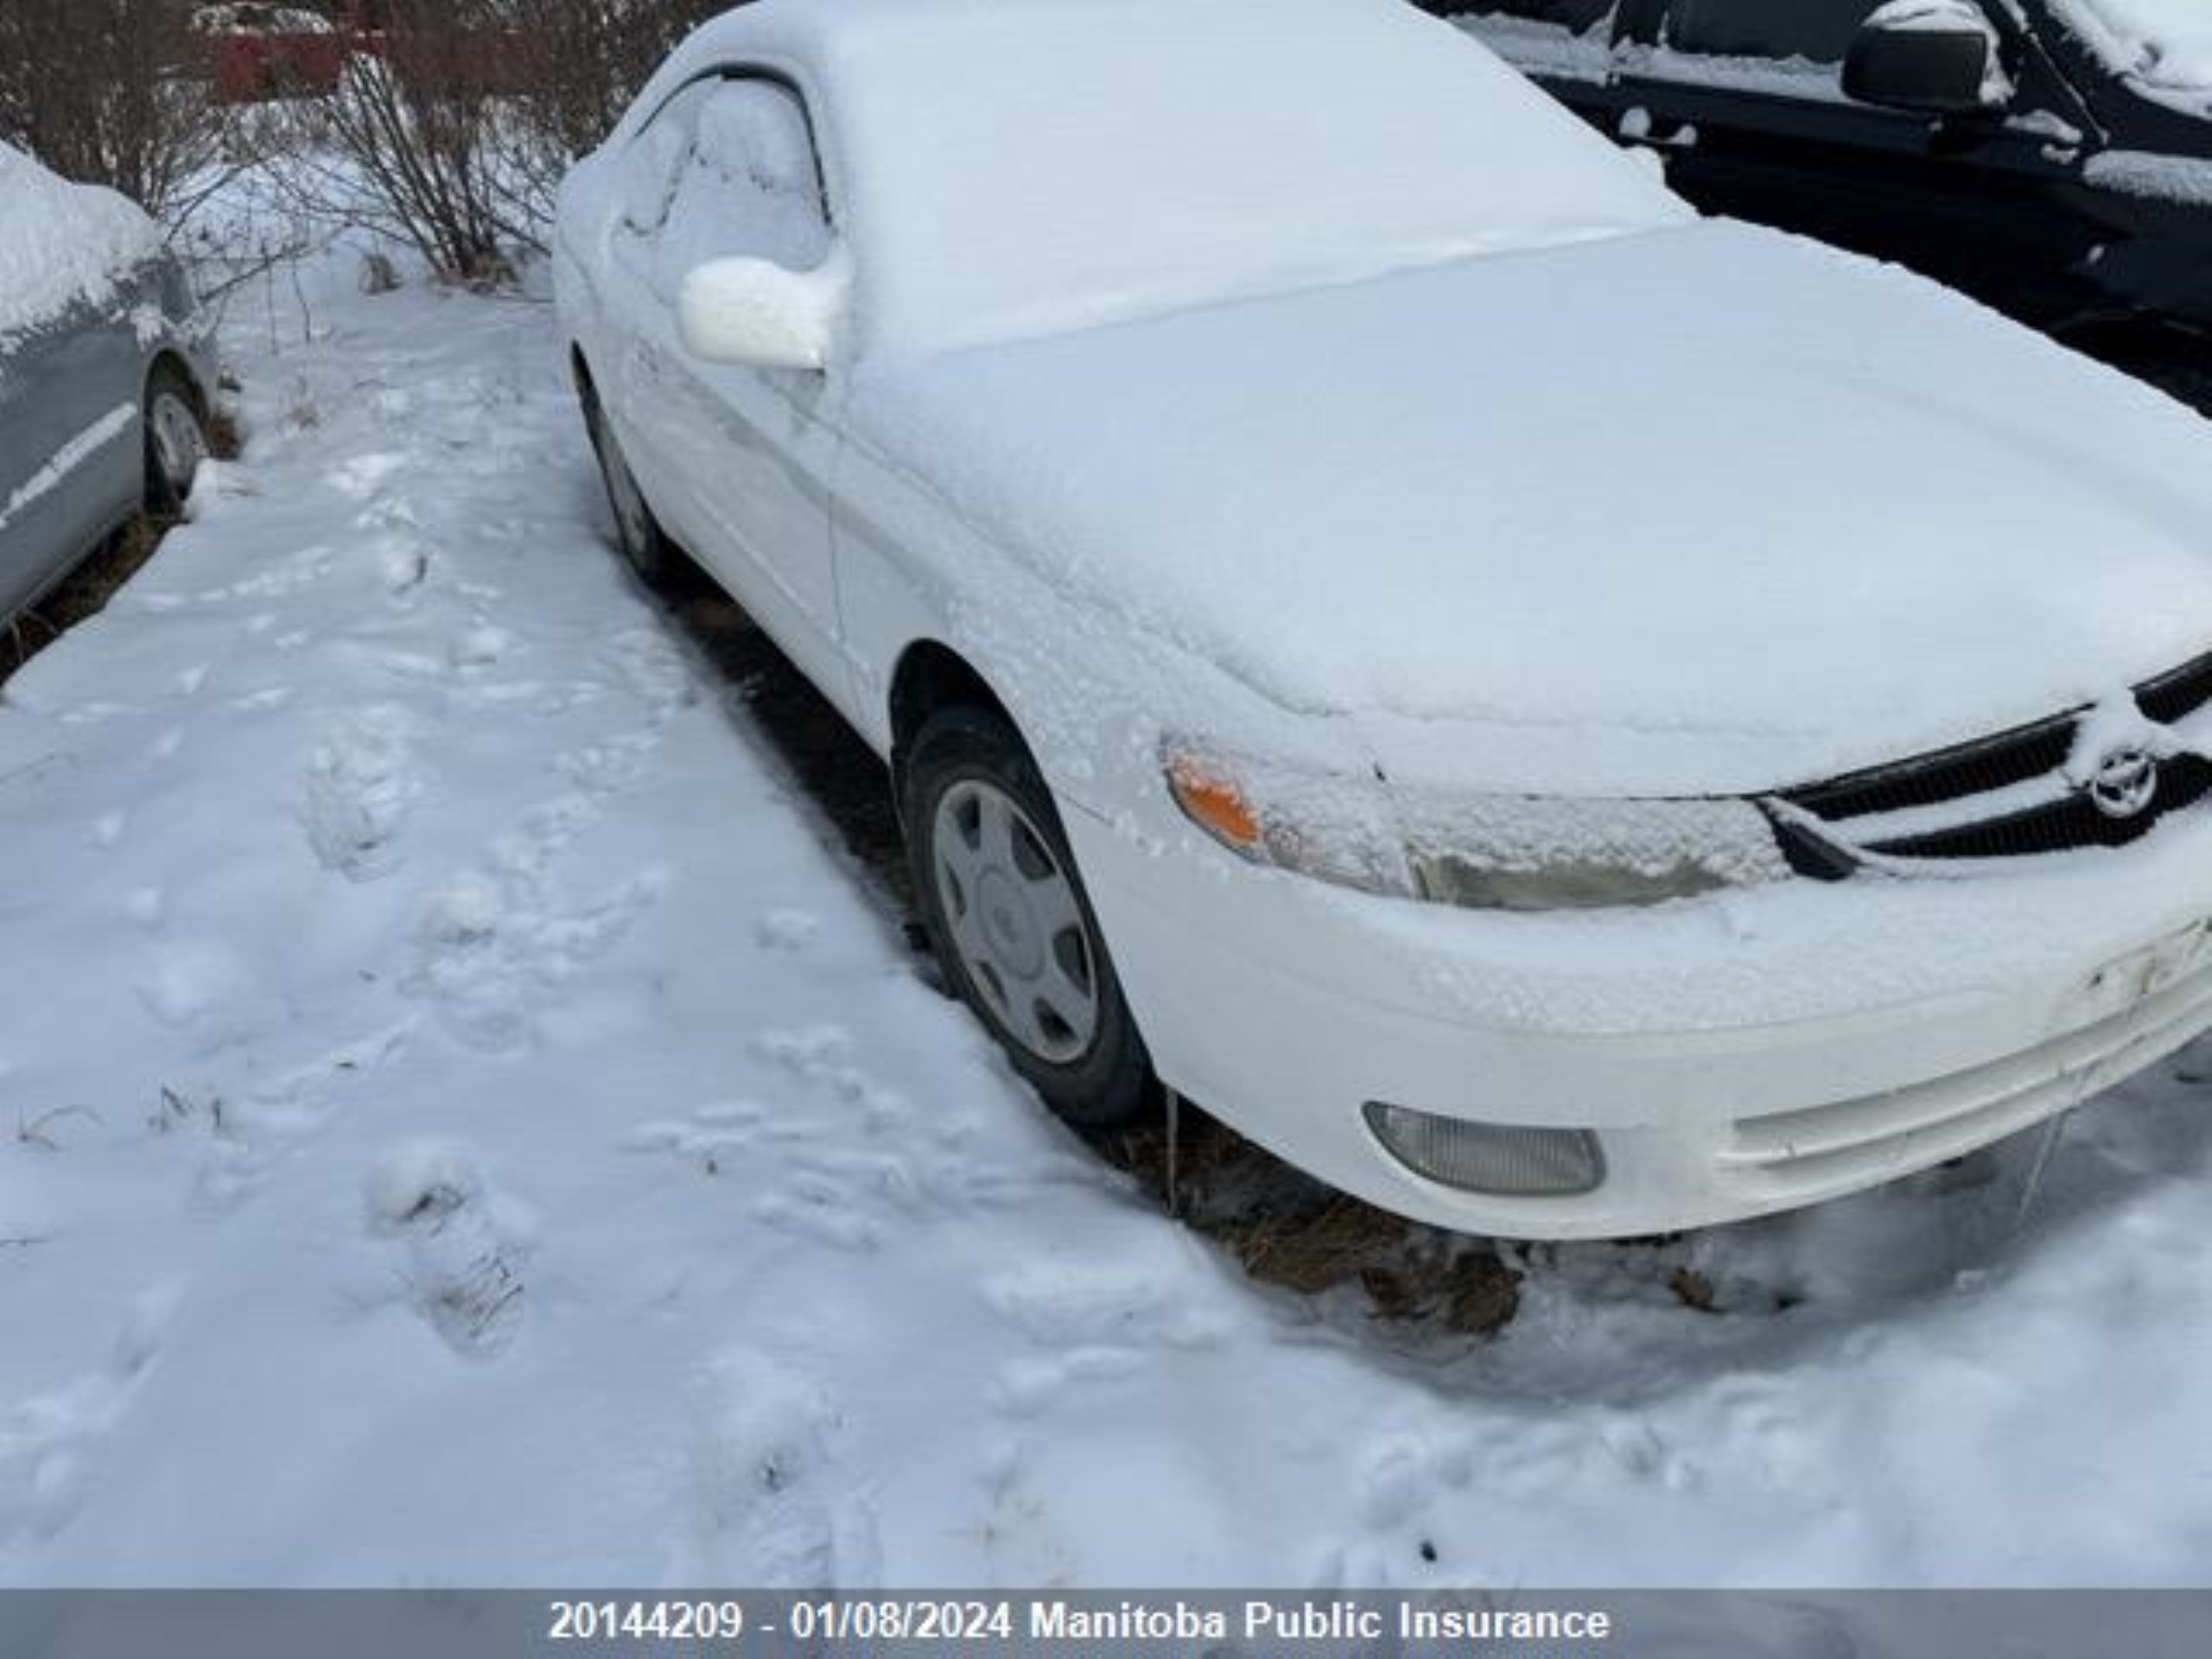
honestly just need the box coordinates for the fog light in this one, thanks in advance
[1363,1103,1605,1198]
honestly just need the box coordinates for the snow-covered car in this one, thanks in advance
[1,145,217,627]
[554,0,2212,1240]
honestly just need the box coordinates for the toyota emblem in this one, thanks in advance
[2088,747,2160,821]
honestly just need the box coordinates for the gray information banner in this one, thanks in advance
[0,1591,2205,1658]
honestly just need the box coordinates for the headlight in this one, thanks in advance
[1164,743,1790,912]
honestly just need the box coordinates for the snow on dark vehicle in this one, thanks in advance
[555,0,2212,1239]
[1446,0,2212,351]
[0,144,218,628]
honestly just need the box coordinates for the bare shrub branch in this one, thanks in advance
[0,1,229,215]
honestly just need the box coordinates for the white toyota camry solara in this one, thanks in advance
[555,0,2212,1239]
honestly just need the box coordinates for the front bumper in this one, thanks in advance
[1062,793,2212,1239]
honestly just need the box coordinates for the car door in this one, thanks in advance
[1610,0,1992,293]
[604,72,844,687]
[1,300,143,621]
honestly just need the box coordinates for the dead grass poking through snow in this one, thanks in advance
[3,515,170,683]
[1091,1103,1524,1338]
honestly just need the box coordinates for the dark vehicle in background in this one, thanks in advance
[1,146,218,629]
[1439,2,2212,366]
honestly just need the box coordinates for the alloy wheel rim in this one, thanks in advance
[931,778,1099,1065]
[150,392,207,499]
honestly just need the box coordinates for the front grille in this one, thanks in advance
[1777,648,2212,870]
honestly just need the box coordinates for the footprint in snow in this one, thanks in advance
[626,1100,789,1174]
[327,451,410,501]
[601,628,696,715]
[979,1263,1227,1416]
[365,1140,535,1358]
[749,1025,855,1082]
[406,862,664,1052]
[755,908,821,951]
[227,544,334,601]
[301,706,420,882]
[448,624,508,671]
[0,1286,180,1548]
[682,1348,879,1587]
[379,541,432,602]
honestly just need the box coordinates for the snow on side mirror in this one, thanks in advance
[677,251,848,372]
[1844,0,2012,116]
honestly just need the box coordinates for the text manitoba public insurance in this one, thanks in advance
[1030,1601,1615,1643]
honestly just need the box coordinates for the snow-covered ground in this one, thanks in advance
[4,251,2212,1590]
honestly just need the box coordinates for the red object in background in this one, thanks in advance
[207,4,384,105]
[208,3,524,105]
[211,35,350,102]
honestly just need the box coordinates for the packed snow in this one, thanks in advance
[0,145,163,341]
[5,219,2212,1592]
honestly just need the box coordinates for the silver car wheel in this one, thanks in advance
[931,778,1100,1065]
[149,391,207,503]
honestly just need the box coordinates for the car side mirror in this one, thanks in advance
[677,251,847,372]
[1843,3,2008,116]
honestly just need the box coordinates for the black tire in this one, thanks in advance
[580,381,681,591]
[902,704,1152,1129]
[143,362,209,517]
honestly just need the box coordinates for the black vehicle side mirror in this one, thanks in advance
[1843,10,2007,117]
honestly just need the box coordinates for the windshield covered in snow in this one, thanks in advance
[2054,1,2212,114]
[825,0,1688,349]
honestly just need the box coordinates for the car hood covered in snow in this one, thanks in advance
[848,220,2212,798]
[0,143,161,343]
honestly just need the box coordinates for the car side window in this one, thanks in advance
[650,79,832,303]
[613,78,715,244]
[1663,0,1883,64]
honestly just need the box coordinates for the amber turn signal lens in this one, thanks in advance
[1166,753,1265,854]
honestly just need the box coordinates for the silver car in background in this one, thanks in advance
[1,143,219,627]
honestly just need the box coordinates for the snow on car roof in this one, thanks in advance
[2056,1,2212,115]
[0,143,162,341]
[642,0,1689,350]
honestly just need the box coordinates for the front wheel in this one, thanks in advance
[902,705,1152,1130]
